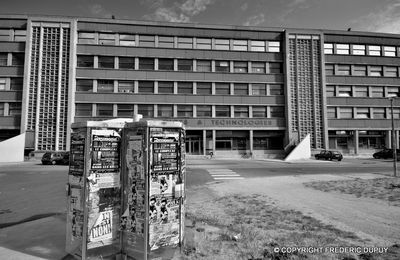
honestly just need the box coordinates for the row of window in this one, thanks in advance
[77,55,283,74]
[0,102,21,116]
[0,52,25,66]
[75,103,285,118]
[324,43,399,57]
[0,78,23,91]
[327,85,400,98]
[78,32,281,53]
[327,106,400,119]
[76,79,284,96]
[326,64,400,77]
[0,29,27,42]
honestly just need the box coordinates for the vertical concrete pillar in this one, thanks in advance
[203,130,206,156]
[249,130,253,154]
[387,130,392,148]
[354,130,359,155]
[212,129,216,154]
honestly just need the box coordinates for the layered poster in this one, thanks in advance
[149,128,183,251]
[87,129,121,249]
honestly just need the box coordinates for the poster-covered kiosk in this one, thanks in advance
[66,119,186,259]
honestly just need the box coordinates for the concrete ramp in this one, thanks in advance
[284,134,311,161]
[0,133,25,162]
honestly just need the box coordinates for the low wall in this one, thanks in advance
[0,133,25,162]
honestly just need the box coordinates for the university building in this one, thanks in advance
[1,14,400,159]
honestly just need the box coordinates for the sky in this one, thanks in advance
[1,0,400,34]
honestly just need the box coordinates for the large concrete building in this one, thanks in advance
[1,14,400,159]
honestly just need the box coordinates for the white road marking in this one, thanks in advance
[206,168,243,180]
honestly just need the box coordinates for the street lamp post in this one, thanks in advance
[390,97,397,177]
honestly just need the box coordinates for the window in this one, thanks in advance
[336,65,350,76]
[0,29,10,41]
[177,105,193,117]
[371,86,384,97]
[139,35,155,47]
[118,80,134,93]
[338,86,352,97]
[252,106,267,118]
[234,106,249,118]
[77,55,94,68]
[387,87,400,97]
[356,108,370,118]
[196,105,212,117]
[336,44,350,55]
[215,39,230,50]
[138,81,154,93]
[0,78,6,90]
[384,66,397,77]
[75,104,92,116]
[117,104,134,117]
[138,104,154,118]
[215,83,230,95]
[158,58,174,71]
[178,82,192,94]
[368,45,381,56]
[352,45,365,55]
[0,103,3,116]
[14,30,26,41]
[0,53,7,66]
[370,66,383,77]
[353,65,367,76]
[270,106,284,118]
[354,86,368,97]
[196,38,211,49]
[325,64,334,75]
[158,36,174,48]
[233,61,248,73]
[76,79,93,92]
[250,41,265,52]
[215,61,230,72]
[196,82,212,95]
[119,34,135,46]
[270,84,284,95]
[215,105,230,117]
[339,107,353,118]
[97,104,113,117]
[139,58,154,70]
[269,62,282,73]
[196,60,211,72]
[10,78,23,91]
[119,57,135,69]
[177,59,192,71]
[98,56,114,69]
[99,33,115,45]
[177,37,193,49]
[373,108,385,119]
[326,85,335,97]
[389,108,400,119]
[252,84,267,95]
[267,41,280,52]
[158,81,174,94]
[157,105,173,117]
[78,32,96,44]
[234,83,248,95]
[97,80,114,93]
[383,46,396,57]
[327,107,336,119]
[11,53,24,66]
[324,43,333,54]
[8,102,21,116]
[251,62,265,73]
[232,40,247,51]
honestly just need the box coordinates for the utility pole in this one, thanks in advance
[391,97,397,177]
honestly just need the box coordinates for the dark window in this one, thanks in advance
[269,62,282,73]
[119,57,135,69]
[215,105,230,117]
[252,106,267,118]
[138,104,154,118]
[177,59,192,71]
[251,62,265,73]
[138,81,154,93]
[118,81,134,93]
[215,61,230,72]
[76,79,93,92]
[269,84,284,95]
[77,55,94,68]
[158,58,174,70]
[158,105,173,117]
[215,83,230,95]
[158,81,174,94]
[97,80,114,93]
[196,60,211,72]
[252,84,267,95]
[196,105,212,117]
[75,104,92,116]
[97,104,113,117]
[233,61,248,73]
[117,104,134,117]
[177,105,193,117]
[270,106,284,118]
[139,58,154,70]
[0,53,7,66]
[98,56,114,69]
[178,82,192,94]
[234,106,249,118]
[11,53,24,66]
[325,64,334,75]
[196,82,212,95]
[234,83,248,95]
[8,102,21,115]
[10,78,23,91]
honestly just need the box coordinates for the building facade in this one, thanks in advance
[1,15,400,158]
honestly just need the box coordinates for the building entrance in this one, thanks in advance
[185,130,204,155]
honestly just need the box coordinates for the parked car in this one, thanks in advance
[373,148,400,159]
[315,150,343,161]
[41,151,70,165]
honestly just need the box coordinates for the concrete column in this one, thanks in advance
[354,130,359,155]
[249,130,253,154]
[203,130,207,156]
[212,130,216,153]
[396,131,400,148]
[387,130,392,148]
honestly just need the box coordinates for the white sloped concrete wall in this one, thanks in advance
[284,134,311,161]
[0,133,25,162]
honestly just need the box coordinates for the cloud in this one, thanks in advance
[243,13,265,26]
[351,1,400,33]
[240,2,248,11]
[87,3,112,18]
[143,0,214,22]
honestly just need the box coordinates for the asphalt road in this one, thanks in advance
[0,158,397,227]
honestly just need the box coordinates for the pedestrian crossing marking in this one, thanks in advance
[206,168,243,180]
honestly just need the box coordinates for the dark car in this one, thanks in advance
[373,148,400,159]
[41,151,70,165]
[315,150,343,161]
